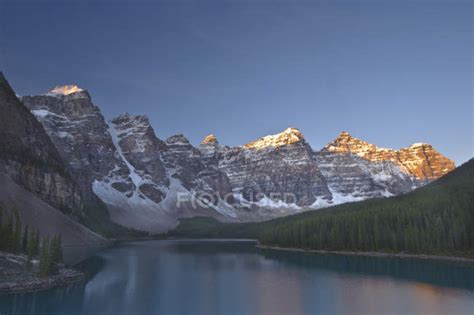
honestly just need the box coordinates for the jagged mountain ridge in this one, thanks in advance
[21,84,455,233]
[324,131,455,181]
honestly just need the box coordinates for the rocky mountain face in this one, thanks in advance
[0,73,109,259]
[21,87,132,201]
[20,87,234,232]
[217,128,332,207]
[109,114,168,203]
[313,151,417,205]
[19,82,456,233]
[161,133,233,202]
[20,86,140,235]
[0,73,82,217]
[21,89,171,232]
[102,114,235,231]
[214,128,419,211]
[324,131,455,181]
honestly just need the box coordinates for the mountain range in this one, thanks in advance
[0,73,456,235]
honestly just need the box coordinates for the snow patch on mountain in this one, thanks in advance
[329,187,365,204]
[46,85,83,96]
[232,193,301,212]
[92,179,176,233]
[243,127,304,150]
[256,196,301,210]
[31,109,69,121]
[108,122,145,197]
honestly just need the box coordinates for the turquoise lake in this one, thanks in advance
[1,240,473,315]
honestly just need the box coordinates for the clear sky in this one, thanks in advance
[1,0,472,165]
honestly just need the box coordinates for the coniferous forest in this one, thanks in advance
[0,207,63,276]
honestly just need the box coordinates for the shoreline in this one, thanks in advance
[163,238,258,242]
[0,269,85,295]
[255,244,474,264]
[0,252,86,295]
[121,238,474,264]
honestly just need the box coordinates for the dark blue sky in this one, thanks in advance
[1,0,472,164]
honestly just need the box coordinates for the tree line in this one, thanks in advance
[0,206,64,276]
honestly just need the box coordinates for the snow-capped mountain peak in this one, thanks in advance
[202,134,218,145]
[47,85,84,96]
[337,130,351,138]
[409,142,429,148]
[243,127,304,149]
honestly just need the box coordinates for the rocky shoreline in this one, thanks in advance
[256,244,474,264]
[0,252,85,294]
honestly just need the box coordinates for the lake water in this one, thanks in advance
[1,240,473,315]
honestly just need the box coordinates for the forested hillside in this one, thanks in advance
[170,159,474,257]
[259,159,473,256]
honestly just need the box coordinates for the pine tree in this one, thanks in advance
[13,208,22,253]
[27,229,34,261]
[50,235,62,265]
[49,235,64,273]
[22,225,29,254]
[34,230,40,257]
[39,236,51,277]
[57,235,63,264]
[5,212,13,252]
[0,206,4,250]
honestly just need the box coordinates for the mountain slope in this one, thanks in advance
[21,87,134,203]
[0,174,107,264]
[0,73,82,217]
[21,89,172,234]
[1,74,132,237]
